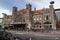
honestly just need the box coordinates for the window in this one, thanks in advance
[46,15,49,20]
[34,18,36,20]
[40,26,41,28]
[39,18,41,20]
[37,18,39,20]
[44,21,51,24]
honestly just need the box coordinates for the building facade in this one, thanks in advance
[0,18,3,27]
[2,2,57,31]
[2,13,12,29]
[11,3,57,31]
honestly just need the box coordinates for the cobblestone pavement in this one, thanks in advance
[6,30,60,37]
[0,30,60,40]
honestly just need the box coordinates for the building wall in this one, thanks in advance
[55,9,60,21]
[2,13,12,27]
[11,3,57,30]
[0,18,3,26]
[32,4,56,30]
[32,13,43,30]
[12,4,33,30]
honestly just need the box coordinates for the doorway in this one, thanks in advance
[13,24,26,31]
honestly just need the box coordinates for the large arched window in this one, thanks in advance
[34,22,41,25]
[46,15,49,20]
[44,21,51,24]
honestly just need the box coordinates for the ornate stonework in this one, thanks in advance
[3,3,57,31]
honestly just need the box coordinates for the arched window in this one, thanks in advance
[46,15,49,20]
[40,26,41,28]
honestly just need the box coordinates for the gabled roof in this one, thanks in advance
[18,9,26,13]
[18,9,43,15]
[32,9,43,15]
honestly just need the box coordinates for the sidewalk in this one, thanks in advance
[5,30,60,37]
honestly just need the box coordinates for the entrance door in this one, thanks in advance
[19,24,26,30]
[13,24,26,31]
[44,25,52,32]
[49,25,52,31]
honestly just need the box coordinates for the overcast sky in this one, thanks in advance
[0,0,60,18]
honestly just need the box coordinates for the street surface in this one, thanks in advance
[5,30,60,40]
[6,30,60,36]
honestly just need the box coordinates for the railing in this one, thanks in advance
[13,22,26,24]
[31,27,44,29]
